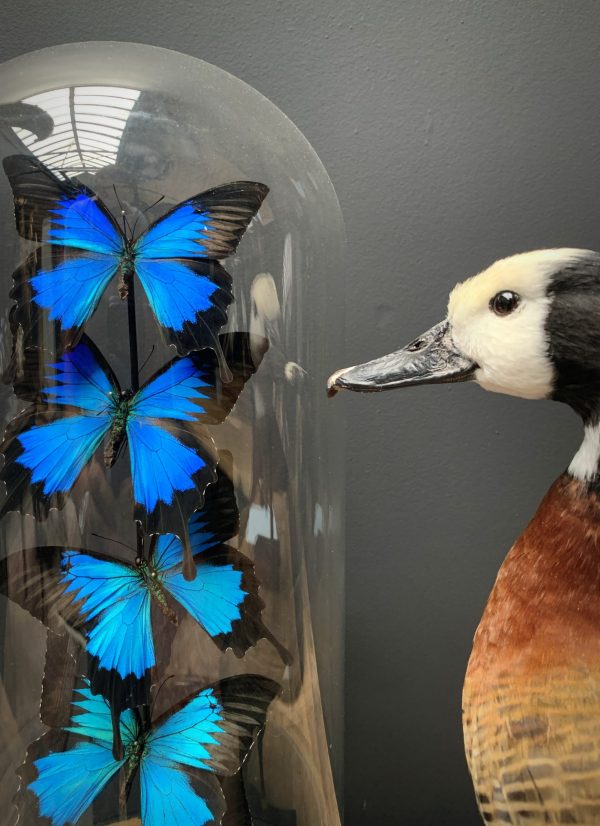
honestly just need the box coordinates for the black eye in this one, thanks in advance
[490,291,520,316]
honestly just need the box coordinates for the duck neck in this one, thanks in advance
[569,419,600,485]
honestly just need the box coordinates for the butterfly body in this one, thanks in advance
[118,727,145,810]
[103,389,133,467]
[134,556,179,625]
[117,244,136,300]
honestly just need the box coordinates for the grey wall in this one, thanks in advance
[3,2,600,823]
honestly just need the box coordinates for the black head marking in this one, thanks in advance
[546,252,600,420]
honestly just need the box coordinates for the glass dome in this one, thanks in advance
[0,42,345,826]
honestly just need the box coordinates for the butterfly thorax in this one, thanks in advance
[118,242,136,300]
[119,735,146,809]
[136,557,179,625]
[103,390,133,468]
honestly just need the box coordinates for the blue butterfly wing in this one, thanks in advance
[0,545,156,712]
[161,543,263,655]
[135,257,233,356]
[18,677,278,825]
[127,333,267,579]
[26,741,123,826]
[151,456,239,572]
[28,743,123,826]
[133,181,268,354]
[17,683,136,826]
[61,551,155,708]
[127,417,216,516]
[140,760,221,826]
[0,409,111,519]
[0,336,117,519]
[149,462,272,658]
[135,184,267,261]
[140,676,280,825]
[3,155,123,347]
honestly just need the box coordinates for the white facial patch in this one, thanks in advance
[447,249,590,400]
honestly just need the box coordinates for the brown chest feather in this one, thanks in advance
[464,475,600,824]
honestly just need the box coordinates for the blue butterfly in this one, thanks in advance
[2,463,290,713]
[0,333,267,577]
[3,154,268,355]
[16,675,280,826]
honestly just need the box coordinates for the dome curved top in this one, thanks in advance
[0,40,343,241]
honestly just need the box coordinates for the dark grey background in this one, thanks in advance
[2,2,600,823]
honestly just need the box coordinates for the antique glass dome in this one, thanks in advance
[0,42,345,826]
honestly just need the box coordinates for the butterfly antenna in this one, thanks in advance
[131,193,165,239]
[150,674,175,719]
[91,532,137,554]
[139,344,156,377]
[113,184,133,238]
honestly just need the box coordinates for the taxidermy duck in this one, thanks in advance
[329,249,600,825]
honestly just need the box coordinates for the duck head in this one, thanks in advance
[329,249,600,479]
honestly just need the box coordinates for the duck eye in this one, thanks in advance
[490,291,520,316]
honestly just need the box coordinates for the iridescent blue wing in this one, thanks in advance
[17,677,278,826]
[3,154,124,349]
[152,463,288,661]
[151,457,239,571]
[160,540,270,657]
[0,545,155,713]
[0,337,117,519]
[128,332,268,579]
[16,682,136,826]
[140,675,280,826]
[134,181,268,355]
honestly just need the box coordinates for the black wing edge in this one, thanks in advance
[12,631,79,826]
[146,450,239,561]
[191,453,291,663]
[206,674,281,777]
[0,405,100,522]
[134,425,219,579]
[136,332,269,579]
[14,717,124,826]
[0,334,119,520]
[198,544,292,666]
[202,331,269,424]
[153,673,281,777]
[5,251,113,364]
[142,331,269,425]
[0,408,68,521]
[158,259,235,357]
[2,154,120,244]
[85,649,156,720]
[3,330,119,404]
[0,545,154,713]
[141,179,269,261]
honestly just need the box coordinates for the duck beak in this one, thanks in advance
[327,320,477,396]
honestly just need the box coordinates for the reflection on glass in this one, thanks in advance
[0,41,345,826]
[12,86,141,174]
